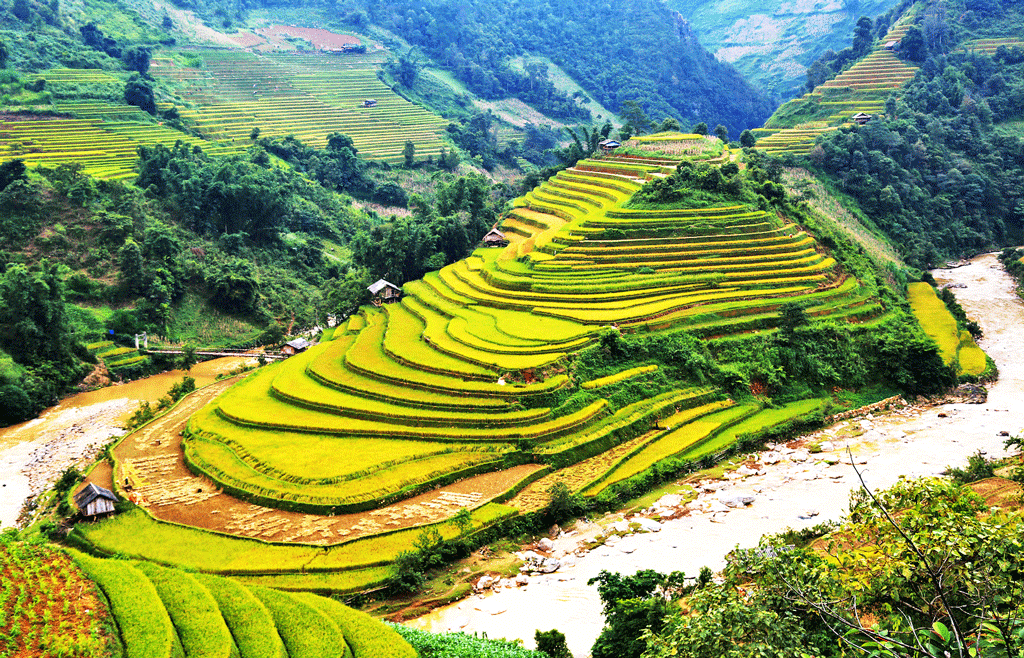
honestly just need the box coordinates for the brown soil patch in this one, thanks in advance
[0,544,118,657]
[255,25,360,50]
[110,377,544,544]
[967,477,1023,510]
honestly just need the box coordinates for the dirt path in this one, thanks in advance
[94,378,544,545]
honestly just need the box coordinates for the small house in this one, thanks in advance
[362,99,378,108]
[74,483,118,518]
[884,40,898,51]
[851,112,873,126]
[598,139,621,153]
[482,227,507,247]
[368,279,402,306]
[282,337,311,356]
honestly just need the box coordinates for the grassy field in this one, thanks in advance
[907,282,987,377]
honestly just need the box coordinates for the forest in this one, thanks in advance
[797,0,1024,267]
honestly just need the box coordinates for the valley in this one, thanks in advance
[1,0,1023,656]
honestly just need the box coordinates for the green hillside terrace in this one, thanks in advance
[178,144,896,516]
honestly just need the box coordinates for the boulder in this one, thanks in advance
[538,537,554,552]
[475,575,494,590]
[798,509,820,520]
[708,500,731,513]
[656,494,683,508]
[718,491,756,508]
[762,452,782,465]
[636,518,663,532]
[515,573,529,586]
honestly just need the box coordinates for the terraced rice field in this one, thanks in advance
[153,49,447,163]
[959,38,1024,55]
[0,69,245,179]
[755,21,919,155]
[178,149,891,515]
[68,549,415,658]
[907,282,987,377]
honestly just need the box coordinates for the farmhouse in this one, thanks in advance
[599,139,621,153]
[852,112,873,125]
[74,483,118,518]
[368,279,402,305]
[282,338,311,356]
[362,99,377,108]
[482,227,507,247]
[884,40,898,50]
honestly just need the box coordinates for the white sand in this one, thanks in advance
[410,253,1024,657]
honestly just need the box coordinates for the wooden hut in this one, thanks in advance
[482,227,507,247]
[362,99,378,108]
[598,139,621,153]
[884,40,898,51]
[74,483,118,518]
[851,112,873,126]
[368,279,402,306]
[282,338,311,356]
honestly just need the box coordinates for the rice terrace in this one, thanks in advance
[2,0,1023,654]
[70,135,906,596]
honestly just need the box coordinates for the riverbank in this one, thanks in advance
[0,357,255,529]
[409,252,1024,657]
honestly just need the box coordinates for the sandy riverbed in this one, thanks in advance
[409,253,1024,657]
[0,357,254,529]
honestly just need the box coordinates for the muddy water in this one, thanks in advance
[0,357,254,528]
[411,253,1024,657]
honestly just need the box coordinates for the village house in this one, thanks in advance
[74,483,118,518]
[362,99,378,108]
[598,139,621,153]
[852,112,873,126]
[482,227,507,247]
[368,279,402,305]
[282,337,311,356]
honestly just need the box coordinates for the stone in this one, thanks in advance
[762,452,782,465]
[718,491,756,508]
[656,494,683,508]
[735,466,758,477]
[798,509,820,519]
[709,500,731,513]
[476,575,494,590]
[549,524,561,537]
[538,537,554,552]
[819,441,834,452]
[515,574,529,586]
[537,558,560,573]
[603,534,621,546]
[790,450,810,462]
[636,518,662,532]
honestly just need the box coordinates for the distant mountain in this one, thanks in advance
[672,0,897,99]
[343,0,776,133]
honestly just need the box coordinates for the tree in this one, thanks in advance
[118,239,145,296]
[853,16,874,57]
[900,26,928,63]
[692,122,708,135]
[124,74,156,114]
[659,117,680,132]
[714,124,729,143]
[545,481,585,524]
[589,570,687,658]
[122,46,152,75]
[739,129,756,148]
[403,139,415,167]
[535,629,572,658]
[620,100,654,137]
[0,39,9,68]
[178,343,197,372]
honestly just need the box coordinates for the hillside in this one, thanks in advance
[673,0,896,99]
[752,0,1024,267]
[61,137,960,601]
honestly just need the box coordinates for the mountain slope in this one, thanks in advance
[345,0,776,133]
[673,0,897,99]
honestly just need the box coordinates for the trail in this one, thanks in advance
[409,252,1024,657]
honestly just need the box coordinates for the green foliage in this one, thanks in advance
[544,481,586,524]
[534,629,571,658]
[355,0,772,130]
[123,73,155,114]
[389,624,546,658]
[588,569,687,658]
[945,450,995,485]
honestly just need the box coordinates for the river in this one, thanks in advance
[0,357,254,529]
[408,252,1024,657]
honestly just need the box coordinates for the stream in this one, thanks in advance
[409,252,1024,657]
